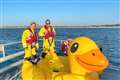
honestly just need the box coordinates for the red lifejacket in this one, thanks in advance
[61,40,69,52]
[26,28,38,45]
[61,40,73,56]
[44,25,55,39]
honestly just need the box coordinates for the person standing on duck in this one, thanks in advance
[39,20,63,71]
[39,19,56,53]
[21,22,39,64]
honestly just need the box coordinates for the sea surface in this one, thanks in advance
[0,27,120,80]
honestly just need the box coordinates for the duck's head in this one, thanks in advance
[68,37,109,73]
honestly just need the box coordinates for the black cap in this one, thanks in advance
[45,19,51,24]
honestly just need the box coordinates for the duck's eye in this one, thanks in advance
[100,47,103,52]
[71,42,79,53]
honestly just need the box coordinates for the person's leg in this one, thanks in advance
[22,60,33,80]
[43,39,50,52]
[24,46,32,58]
[49,39,55,52]
[41,39,50,58]
[22,48,33,80]
[31,47,36,56]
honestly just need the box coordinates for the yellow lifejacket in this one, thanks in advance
[38,25,55,52]
[21,28,39,58]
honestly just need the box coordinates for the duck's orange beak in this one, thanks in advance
[75,49,109,72]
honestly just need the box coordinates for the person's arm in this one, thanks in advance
[38,26,45,38]
[52,26,56,35]
[35,42,39,49]
[21,30,29,49]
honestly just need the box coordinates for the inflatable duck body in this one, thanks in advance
[22,36,109,80]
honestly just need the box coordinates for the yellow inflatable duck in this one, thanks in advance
[22,36,109,80]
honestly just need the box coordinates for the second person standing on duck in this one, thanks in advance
[39,19,56,53]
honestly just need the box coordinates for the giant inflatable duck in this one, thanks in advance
[22,36,109,80]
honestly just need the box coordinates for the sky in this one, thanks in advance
[0,0,120,27]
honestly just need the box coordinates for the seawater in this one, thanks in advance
[0,27,120,80]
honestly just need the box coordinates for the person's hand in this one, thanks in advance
[35,43,39,49]
[30,55,40,64]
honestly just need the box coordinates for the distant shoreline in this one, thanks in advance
[0,27,120,29]
[0,24,120,29]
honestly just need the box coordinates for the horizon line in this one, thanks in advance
[0,24,120,29]
[0,23,120,27]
